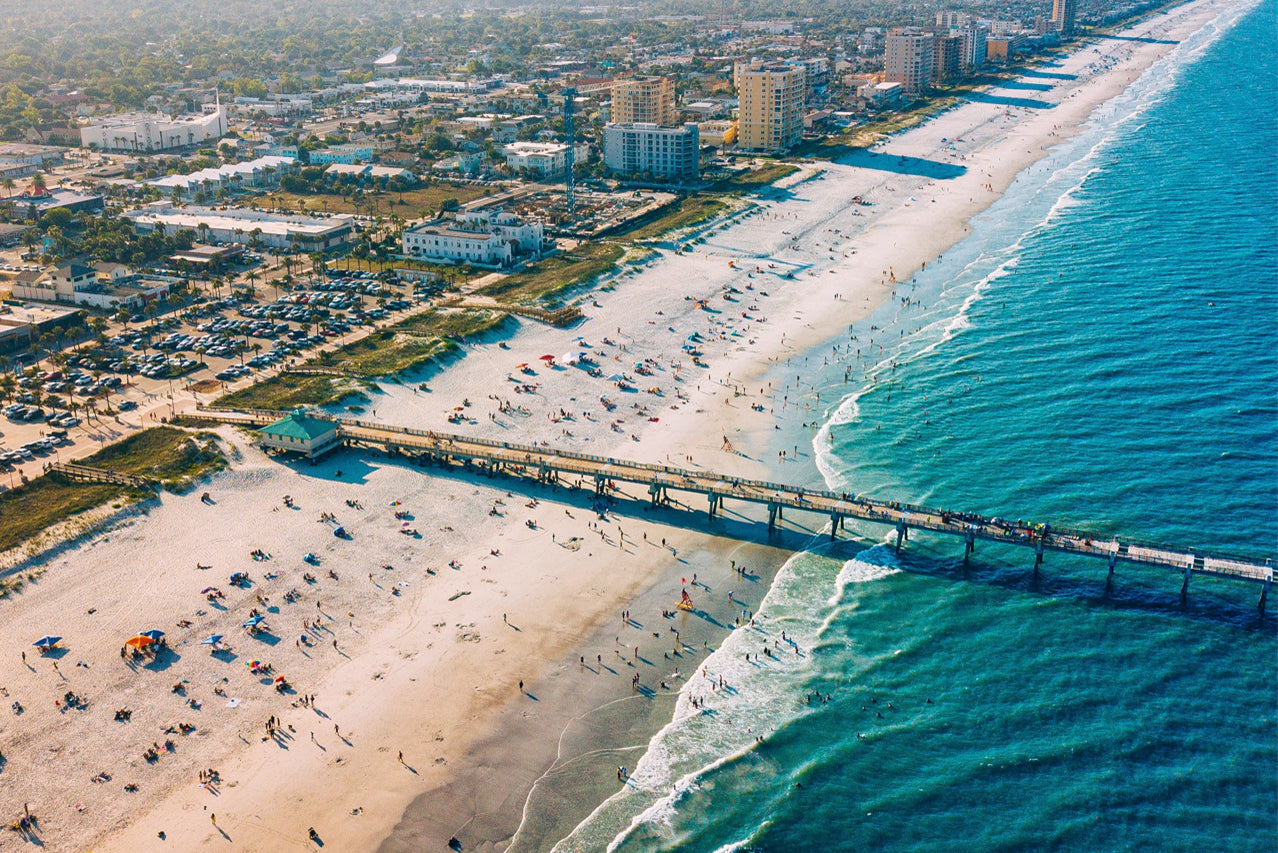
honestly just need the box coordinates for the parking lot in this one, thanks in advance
[0,268,445,483]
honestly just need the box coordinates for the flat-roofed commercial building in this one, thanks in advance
[80,105,228,153]
[502,142,587,178]
[733,61,806,152]
[602,122,700,182]
[611,77,676,126]
[124,202,356,251]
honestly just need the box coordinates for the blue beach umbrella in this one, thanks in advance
[242,615,265,629]
[200,634,224,645]
[32,635,61,650]
[140,630,165,641]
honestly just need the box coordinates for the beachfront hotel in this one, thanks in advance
[733,61,807,153]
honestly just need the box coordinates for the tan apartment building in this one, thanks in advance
[733,61,806,152]
[885,32,935,95]
[611,77,676,126]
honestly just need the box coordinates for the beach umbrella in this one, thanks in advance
[608,374,625,382]
[125,635,154,649]
[200,634,223,645]
[274,675,286,683]
[246,659,261,669]
[32,635,61,650]
[515,363,528,368]
[242,615,265,628]
[140,629,165,641]
[539,354,555,361]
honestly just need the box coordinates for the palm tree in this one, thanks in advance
[1,177,13,199]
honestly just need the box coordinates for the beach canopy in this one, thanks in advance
[125,635,154,649]
[200,634,223,645]
[32,635,61,649]
[140,629,165,640]
[242,615,265,628]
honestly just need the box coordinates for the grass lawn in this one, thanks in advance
[475,243,625,305]
[617,196,727,242]
[0,426,228,559]
[271,183,492,217]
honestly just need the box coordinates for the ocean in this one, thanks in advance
[552,2,1277,850]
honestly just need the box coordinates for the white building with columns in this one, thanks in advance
[80,104,228,153]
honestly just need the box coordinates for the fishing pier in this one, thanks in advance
[192,407,1275,610]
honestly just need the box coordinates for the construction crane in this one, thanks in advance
[560,87,577,218]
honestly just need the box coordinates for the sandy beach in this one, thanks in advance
[0,4,1231,850]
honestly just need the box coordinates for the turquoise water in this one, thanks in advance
[554,2,1277,850]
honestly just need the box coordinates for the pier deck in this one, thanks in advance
[191,407,1274,601]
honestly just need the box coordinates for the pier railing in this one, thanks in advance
[188,405,1274,603]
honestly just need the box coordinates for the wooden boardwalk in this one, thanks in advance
[190,407,1275,608]
[49,462,155,490]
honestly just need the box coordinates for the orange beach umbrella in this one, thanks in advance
[125,635,154,649]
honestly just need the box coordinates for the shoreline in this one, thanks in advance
[0,4,1231,852]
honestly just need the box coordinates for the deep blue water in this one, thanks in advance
[554,2,1277,850]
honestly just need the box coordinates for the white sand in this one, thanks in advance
[0,4,1229,850]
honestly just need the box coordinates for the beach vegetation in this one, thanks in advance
[618,196,727,242]
[86,426,228,489]
[475,243,625,306]
[217,372,367,410]
[213,309,502,409]
[0,426,225,556]
[713,163,799,194]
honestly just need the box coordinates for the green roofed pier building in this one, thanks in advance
[258,411,341,460]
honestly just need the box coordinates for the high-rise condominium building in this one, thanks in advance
[602,122,700,182]
[733,61,806,152]
[1052,0,1077,37]
[885,32,935,95]
[611,77,676,126]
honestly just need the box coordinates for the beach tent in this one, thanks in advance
[140,630,165,641]
[125,635,154,649]
[32,635,61,650]
[200,634,223,645]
